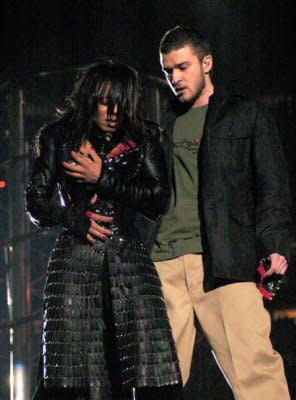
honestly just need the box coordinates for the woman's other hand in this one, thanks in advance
[85,193,113,244]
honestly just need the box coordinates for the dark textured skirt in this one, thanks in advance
[35,230,181,399]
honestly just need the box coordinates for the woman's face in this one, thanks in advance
[94,98,118,132]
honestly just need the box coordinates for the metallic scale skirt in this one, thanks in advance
[35,230,180,399]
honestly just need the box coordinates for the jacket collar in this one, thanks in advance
[204,86,231,131]
[164,86,231,127]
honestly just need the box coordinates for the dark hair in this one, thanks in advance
[159,25,212,62]
[60,61,144,147]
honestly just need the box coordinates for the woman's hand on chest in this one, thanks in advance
[62,147,103,183]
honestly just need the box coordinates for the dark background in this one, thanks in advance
[0,0,295,94]
[0,1,296,399]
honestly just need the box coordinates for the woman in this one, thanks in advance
[26,61,182,399]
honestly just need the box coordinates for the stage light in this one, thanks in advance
[14,361,26,400]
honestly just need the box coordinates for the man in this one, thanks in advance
[150,25,291,399]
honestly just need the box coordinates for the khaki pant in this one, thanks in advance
[154,254,290,400]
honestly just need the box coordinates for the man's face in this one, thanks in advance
[160,45,210,105]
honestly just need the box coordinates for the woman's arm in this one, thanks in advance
[25,126,91,238]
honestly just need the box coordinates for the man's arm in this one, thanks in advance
[253,101,291,276]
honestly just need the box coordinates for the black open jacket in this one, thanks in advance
[146,88,291,290]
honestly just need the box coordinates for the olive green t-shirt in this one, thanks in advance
[151,105,208,261]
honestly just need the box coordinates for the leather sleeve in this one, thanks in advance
[253,101,291,260]
[96,135,169,220]
[25,126,90,238]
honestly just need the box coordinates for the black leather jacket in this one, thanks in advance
[25,118,169,245]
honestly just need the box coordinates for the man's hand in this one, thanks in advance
[63,148,103,183]
[265,253,288,277]
[85,193,113,244]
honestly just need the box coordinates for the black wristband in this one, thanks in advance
[63,203,91,240]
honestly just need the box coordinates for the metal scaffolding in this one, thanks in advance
[0,82,52,400]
